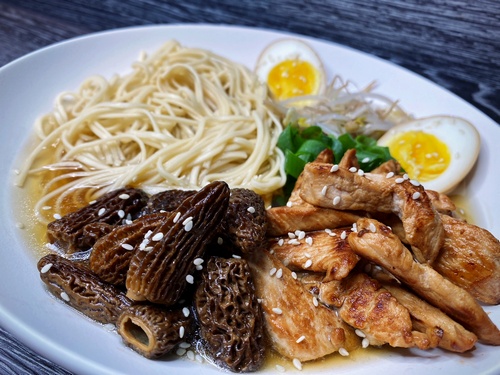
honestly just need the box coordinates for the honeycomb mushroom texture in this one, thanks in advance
[217,188,268,255]
[194,257,265,373]
[89,212,169,286]
[126,181,230,305]
[47,187,149,253]
[117,305,194,359]
[37,253,133,324]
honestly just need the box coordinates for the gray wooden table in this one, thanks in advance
[0,0,498,374]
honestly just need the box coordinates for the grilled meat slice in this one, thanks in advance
[299,162,444,263]
[348,218,500,345]
[300,272,435,350]
[268,229,359,281]
[266,205,361,237]
[375,277,477,352]
[434,214,500,305]
[247,250,359,362]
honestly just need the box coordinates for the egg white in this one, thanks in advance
[255,38,325,93]
[377,115,480,194]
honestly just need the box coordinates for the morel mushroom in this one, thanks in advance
[139,189,196,216]
[126,181,230,305]
[47,187,148,253]
[89,212,169,286]
[216,188,268,255]
[37,253,132,324]
[117,304,194,359]
[194,257,265,373]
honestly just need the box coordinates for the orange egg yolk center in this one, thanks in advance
[267,60,320,100]
[386,130,451,182]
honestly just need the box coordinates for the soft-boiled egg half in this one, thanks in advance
[377,115,480,194]
[255,39,326,103]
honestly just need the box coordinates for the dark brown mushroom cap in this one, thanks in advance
[117,304,194,359]
[126,181,230,305]
[194,256,265,373]
[37,253,132,324]
[47,187,148,253]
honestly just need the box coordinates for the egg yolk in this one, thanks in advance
[386,130,451,182]
[267,59,320,100]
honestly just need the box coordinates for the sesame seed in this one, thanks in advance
[125,219,133,225]
[276,268,283,278]
[139,239,150,250]
[98,208,106,216]
[184,221,193,232]
[176,348,186,356]
[333,196,341,205]
[340,231,347,240]
[352,223,358,232]
[40,263,53,274]
[276,364,286,372]
[232,254,242,259]
[217,237,224,245]
[286,201,293,207]
[386,172,395,178]
[305,237,313,246]
[196,265,203,271]
[121,243,134,251]
[272,307,283,315]
[293,358,302,370]
[142,246,153,252]
[362,338,370,348]
[53,213,62,220]
[304,252,312,258]
[412,192,421,200]
[349,167,357,173]
[355,329,366,338]
[60,292,70,302]
[247,206,256,213]
[193,258,204,266]
[395,177,404,184]
[296,230,305,240]
[42,206,52,211]
[403,173,409,180]
[186,350,195,360]
[173,212,181,223]
[325,228,332,234]
[89,200,97,205]
[288,239,300,245]
[357,169,365,176]
[182,307,190,318]
[288,232,296,239]
[182,216,193,226]
[186,274,194,284]
[269,267,277,276]
[369,223,377,233]
[144,230,153,239]
[312,296,319,307]
[296,335,306,343]
[362,157,370,163]
[117,210,125,218]
[321,185,328,196]
[179,326,185,338]
[119,193,130,199]
[304,259,313,268]
[330,164,339,172]
[291,272,298,279]
[339,347,349,356]
[179,342,191,349]
[278,238,284,246]
[152,232,164,241]
[410,179,421,186]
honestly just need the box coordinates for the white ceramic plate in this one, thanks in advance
[1,24,499,375]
